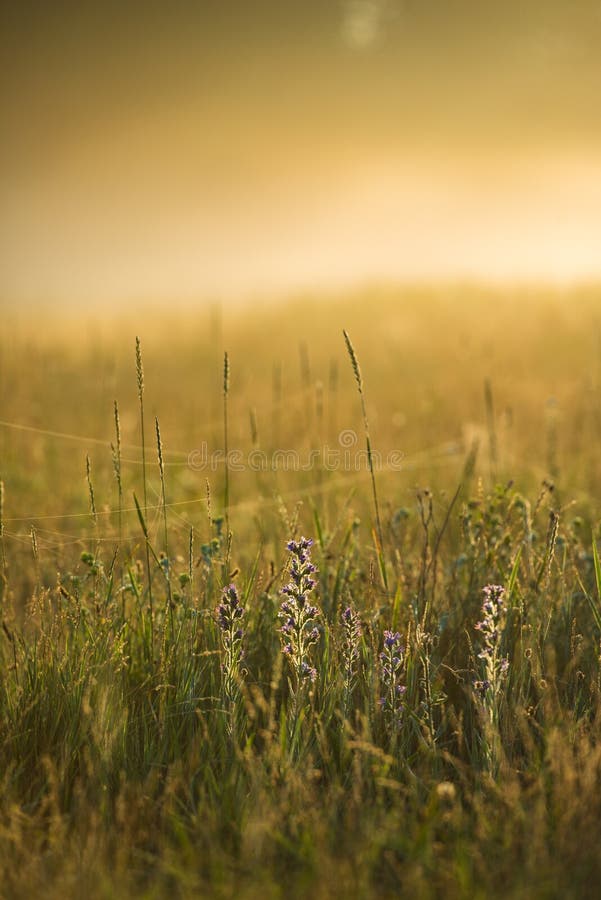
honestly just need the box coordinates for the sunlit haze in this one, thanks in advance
[2,1,601,307]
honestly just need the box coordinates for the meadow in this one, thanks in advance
[1,287,601,898]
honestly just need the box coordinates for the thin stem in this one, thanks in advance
[136,336,154,657]
[112,400,124,620]
[0,478,6,603]
[188,525,194,596]
[223,351,230,537]
[113,400,123,546]
[156,416,174,641]
[343,329,388,591]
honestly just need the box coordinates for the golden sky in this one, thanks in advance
[2,1,601,306]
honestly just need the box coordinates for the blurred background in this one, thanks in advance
[2,0,601,309]
[2,2,601,594]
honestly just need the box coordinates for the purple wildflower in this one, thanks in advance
[473,584,509,702]
[380,629,406,732]
[215,582,245,703]
[473,679,491,698]
[384,629,401,649]
[279,536,321,685]
[300,662,318,683]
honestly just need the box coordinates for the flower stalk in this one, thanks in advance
[279,537,320,731]
[474,583,509,771]
[380,630,406,735]
[216,583,246,718]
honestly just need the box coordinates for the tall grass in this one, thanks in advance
[1,290,601,898]
[343,329,388,592]
[135,336,154,658]
[0,477,6,603]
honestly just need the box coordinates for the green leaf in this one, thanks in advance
[133,492,148,539]
[506,546,522,607]
[588,539,601,634]
[593,538,601,605]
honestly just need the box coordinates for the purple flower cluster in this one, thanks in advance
[473,678,491,697]
[341,605,362,687]
[474,584,509,698]
[380,629,406,730]
[216,583,245,700]
[279,537,320,684]
[217,583,245,646]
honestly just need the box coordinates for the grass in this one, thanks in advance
[1,286,601,897]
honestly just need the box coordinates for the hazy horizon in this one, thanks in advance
[3,1,601,307]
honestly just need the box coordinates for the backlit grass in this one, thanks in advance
[1,287,601,898]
